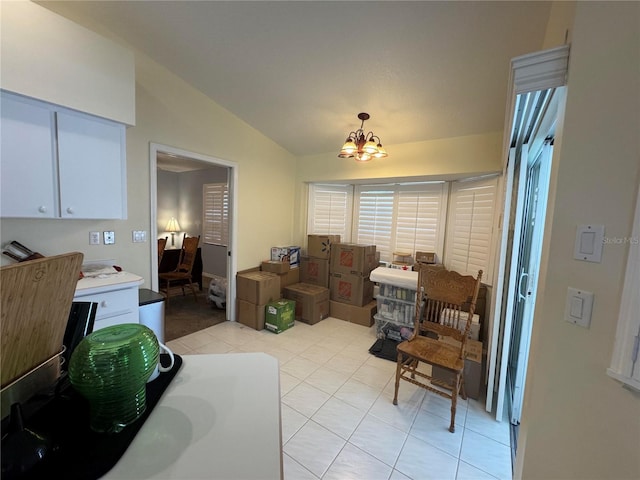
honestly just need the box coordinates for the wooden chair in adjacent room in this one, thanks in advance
[159,234,200,308]
[158,237,168,265]
[393,264,482,433]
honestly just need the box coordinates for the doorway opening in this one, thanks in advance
[149,143,238,330]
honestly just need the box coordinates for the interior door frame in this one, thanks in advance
[149,142,238,322]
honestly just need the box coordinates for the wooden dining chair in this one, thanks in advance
[393,265,482,433]
[159,234,200,307]
[158,237,168,265]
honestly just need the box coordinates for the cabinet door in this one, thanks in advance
[57,111,126,219]
[0,92,57,218]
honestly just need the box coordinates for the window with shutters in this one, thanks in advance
[203,182,229,246]
[445,176,498,277]
[307,184,353,242]
[354,183,447,264]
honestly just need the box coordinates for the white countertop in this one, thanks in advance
[75,271,144,296]
[102,353,283,480]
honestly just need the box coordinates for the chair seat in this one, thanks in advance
[397,336,464,373]
[159,271,191,281]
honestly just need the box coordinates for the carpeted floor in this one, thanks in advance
[163,288,227,342]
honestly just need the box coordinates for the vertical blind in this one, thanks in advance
[203,182,229,246]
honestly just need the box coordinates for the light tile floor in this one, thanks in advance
[167,317,512,480]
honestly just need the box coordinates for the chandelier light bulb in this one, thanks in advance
[337,113,388,162]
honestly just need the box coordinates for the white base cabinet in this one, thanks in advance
[74,272,144,332]
[0,90,127,219]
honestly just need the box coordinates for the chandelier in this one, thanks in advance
[338,112,388,162]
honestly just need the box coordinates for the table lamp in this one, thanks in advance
[165,217,181,246]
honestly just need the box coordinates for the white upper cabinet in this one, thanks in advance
[0,91,127,219]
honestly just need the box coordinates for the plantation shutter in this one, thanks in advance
[203,182,229,246]
[307,184,353,241]
[446,177,498,276]
[395,183,448,262]
[355,186,394,262]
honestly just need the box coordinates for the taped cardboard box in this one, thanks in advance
[236,271,280,305]
[330,300,376,327]
[307,234,341,259]
[237,299,266,330]
[265,299,295,334]
[261,260,290,274]
[329,271,374,307]
[330,243,378,276]
[300,256,330,288]
[271,246,301,269]
[431,338,484,400]
[283,283,330,325]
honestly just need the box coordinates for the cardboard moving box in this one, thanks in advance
[300,256,330,288]
[237,299,266,331]
[431,338,484,400]
[330,243,377,276]
[307,234,341,259]
[265,299,295,334]
[329,300,377,327]
[283,283,330,325]
[329,272,374,307]
[237,271,280,305]
[261,260,290,274]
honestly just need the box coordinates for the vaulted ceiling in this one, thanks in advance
[39,1,553,158]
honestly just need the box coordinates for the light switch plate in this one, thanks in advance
[103,231,115,245]
[132,230,147,243]
[574,225,604,262]
[565,287,594,328]
[89,231,101,245]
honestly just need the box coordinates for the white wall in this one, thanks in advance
[516,2,640,478]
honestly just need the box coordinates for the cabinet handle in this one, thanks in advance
[38,206,47,213]
[101,300,108,308]
[66,207,74,214]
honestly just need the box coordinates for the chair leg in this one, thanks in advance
[188,280,198,302]
[393,352,402,406]
[449,374,460,433]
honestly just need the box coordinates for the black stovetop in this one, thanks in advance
[1,354,182,480]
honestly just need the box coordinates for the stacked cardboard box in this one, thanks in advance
[261,260,300,295]
[265,299,296,334]
[300,234,340,288]
[328,242,378,326]
[236,271,281,330]
[283,282,330,325]
[270,246,301,269]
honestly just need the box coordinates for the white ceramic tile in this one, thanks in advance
[281,403,309,444]
[298,344,337,365]
[368,388,422,433]
[304,366,350,395]
[389,469,412,480]
[396,434,459,480]
[349,414,408,468]
[262,345,297,364]
[323,443,393,480]
[464,400,510,446]
[282,382,330,418]
[165,338,193,355]
[280,355,321,381]
[324,352,367,376]
[311,397,365,439]
[173,329,217,349]
[420,390,467,428]
[410,409,464,457]
[191,337,234,354]
[279,371,302,397]
[456,460,499,480]
[459,429,512,480]
[283,421,346,478]
[352,363,395,390]
[334,378,383,412]
[283,454,319,480]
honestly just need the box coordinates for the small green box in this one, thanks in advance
[265,299,295,334]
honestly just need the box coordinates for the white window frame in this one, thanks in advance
[203,182,229,246]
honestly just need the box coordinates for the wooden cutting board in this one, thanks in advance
[1,252,83,387]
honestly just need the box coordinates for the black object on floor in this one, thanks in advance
[369,338,401,362]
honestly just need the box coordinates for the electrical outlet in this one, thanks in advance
[89,231,101,245]
[103,231,115,245]
[132,230,147,243]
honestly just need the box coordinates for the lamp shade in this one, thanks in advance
[165,217,181,232]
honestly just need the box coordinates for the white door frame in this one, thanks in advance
[149,142,238,322]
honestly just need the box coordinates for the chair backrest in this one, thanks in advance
[414,265,483,353]
[177,234,200,274]
[158,237,168,263]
